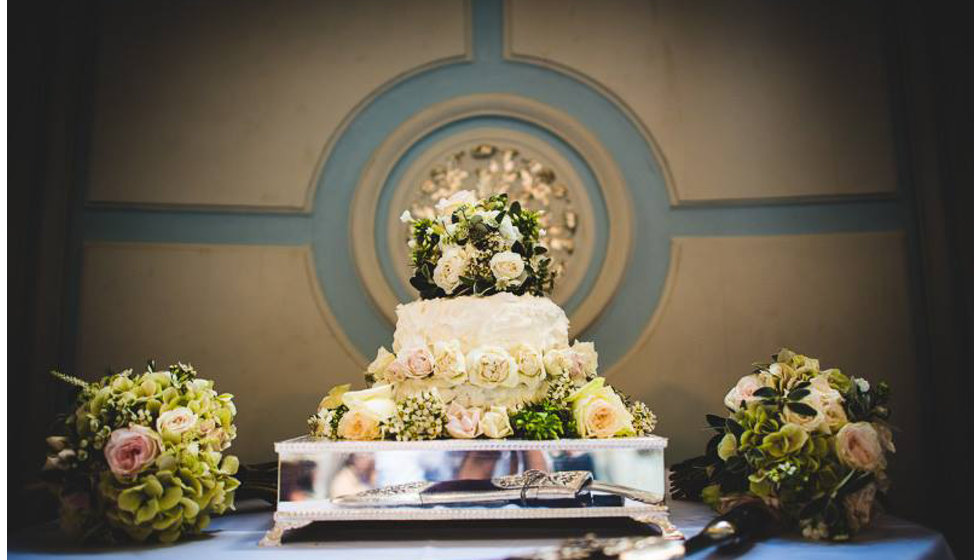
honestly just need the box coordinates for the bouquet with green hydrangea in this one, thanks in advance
[401,190,556,298]
[42,362,240,544]
[670,349,894,541]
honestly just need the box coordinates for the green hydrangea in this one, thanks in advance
[44,362,239,544]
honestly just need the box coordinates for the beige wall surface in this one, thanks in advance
[73,0,919,505]
[608,232,922,510]
[508,0,897,204]
[88,0,468,210]
[77,244,364,462]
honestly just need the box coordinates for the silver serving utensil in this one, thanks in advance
[332,469,662,508]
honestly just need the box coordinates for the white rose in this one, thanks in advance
[157,407,198,435]
[489,251,525,284]
[567,378,634,438]
[512,344,545,385]
[835,422,885,471]
[570,340,599,378]
[434,190,477,216]
[367,347,396,379]
[543,348,584,380]
[341,385,397,423]
[336,409,382,441]
[723,375,764,410]
[432,340,467,385]
[433,246,469,293]
[479,406,513,439]
[467,346,519,388]
[445,402,482,439]
[498,214,520,244]
[384,359,411,382]
[397,346,434,379]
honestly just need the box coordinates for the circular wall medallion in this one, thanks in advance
[350,94,633,337]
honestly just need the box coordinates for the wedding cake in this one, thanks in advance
[309,190,656,441]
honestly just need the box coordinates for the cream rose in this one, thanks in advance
[398,346,435,379]
[445,402,482,439]
[104,425,162,479]
[570,340,599,378]
[512,344,545,385]
[434,246,469,293]
[157,407,199,435]
[341,384,397,423]
[835,422,885,471]
[782,395,828,433]
[367,347,396,380]
[543,348,584,380]
[489,251,525,285]
[434,190,477,215]
[724,375,764,410]
[479,406,513,439]
[567,378,634,439]
[432,340,468,385]
[336,409,382,441]
[467,346,519,388]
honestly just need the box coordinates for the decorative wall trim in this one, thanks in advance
[502,0,898,208]
[384,126,597,309]
[602,239,683,379]
[85,0,473,215]
[78,242,368,368]
[350,93,633,337]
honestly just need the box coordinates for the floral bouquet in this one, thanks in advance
[401,190,555,298]
[42,362,240,543]
[670,349,894,541]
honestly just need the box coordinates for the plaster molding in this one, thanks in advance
[350,93,633,337]
[78,242,368,368]
[502,0,898,208]
[86,1,473,214]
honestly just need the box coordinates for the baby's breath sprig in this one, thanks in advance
[383,390,446,441]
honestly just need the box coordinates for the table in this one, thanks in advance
[9,500,953,559]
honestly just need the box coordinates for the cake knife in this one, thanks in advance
[332,470,663,508]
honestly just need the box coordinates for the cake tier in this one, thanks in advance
[392,293,569,354]
[393,293,568,353]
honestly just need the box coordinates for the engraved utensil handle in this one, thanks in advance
[587,481,663,505]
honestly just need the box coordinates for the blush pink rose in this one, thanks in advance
[399,346,434,379]
[104,425,161,478]
[445,403,482,439]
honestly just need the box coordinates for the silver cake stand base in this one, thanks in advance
[261,435,673,546]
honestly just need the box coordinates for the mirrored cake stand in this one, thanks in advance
[261,435,676,546]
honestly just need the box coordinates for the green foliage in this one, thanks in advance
[510,401,575,440]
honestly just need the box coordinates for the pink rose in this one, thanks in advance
[398,346,434,379]
[724,375,764,410]
[104,425,161,479]
[835,422,885,471]
[445,403,482,439]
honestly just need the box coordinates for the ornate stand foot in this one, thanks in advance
[259,519,313,547]
[632,514,684,540]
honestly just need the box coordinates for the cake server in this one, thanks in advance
[332,469,662,508]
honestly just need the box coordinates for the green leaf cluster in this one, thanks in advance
[509,402,575,440]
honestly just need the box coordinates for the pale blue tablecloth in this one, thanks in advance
[9,500,953,560]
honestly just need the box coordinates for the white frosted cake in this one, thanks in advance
[310,190,656,441]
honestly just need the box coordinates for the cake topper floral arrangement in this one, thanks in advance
[670,349,895,541]
[401,190,556,299]
[42,363,239,543]
[309,190,657,442]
